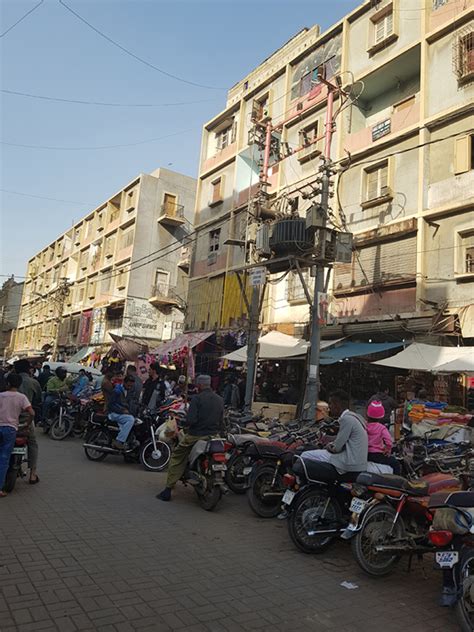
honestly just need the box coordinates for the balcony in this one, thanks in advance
[158,203,185,227]
[148,283,184,309]
[177,247,190,273]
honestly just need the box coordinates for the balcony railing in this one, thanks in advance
[149,283,184,309]
[158,203,185,226]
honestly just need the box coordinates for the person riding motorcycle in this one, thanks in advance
[42,367,69,421]
[108,375,136,450]
[156,374,224,502]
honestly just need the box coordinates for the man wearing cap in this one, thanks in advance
[157,375,224,502]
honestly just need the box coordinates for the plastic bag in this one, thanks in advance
[159,417,179,442]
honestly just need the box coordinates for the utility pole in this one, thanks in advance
[302,81,337,422]
[50,278,71,361]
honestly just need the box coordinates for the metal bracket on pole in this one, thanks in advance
[294,259,313,308]
[258,281,267,314]
[234,271,251,314]
[324,266,332,293]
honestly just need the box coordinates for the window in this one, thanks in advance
[454,135,474,175]
[120,226,134,250]
[252,93,270,122]
[48,248,54,262]
[109,203,120,224]
[287,270,310,303]
[300,121,319,147]
[100,271,112,294]
[209,228,221,254]
[90,242,102,267]
[458,231,474,275]
[215,122,236,151]
[79,249,89,270]
[88,277,97,299]
[76,285,85,305]
[97,210,105,231]
[374,11,393,44]
[364,162,390,203]
[154,269,170,296]
[299,68,319,97]
[73,226,82,245]
[85,218,94,239]
[163,193,178,215]
[125,188,136,211]
[455,31,474,84]
[104,234,116,258]
[210,177,224,206]
[116,267,128,290]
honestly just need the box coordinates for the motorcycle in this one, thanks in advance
[179,437,233,511]
[82,412,171,472]
[2,427,29,493]
[345,470,463,576]
[49,396,96,440]
[281,456,360,553]
[429,491,474,632]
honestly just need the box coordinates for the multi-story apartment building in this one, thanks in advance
[0,277,23,359]
[14,168,196,356]
[186,0,474,344]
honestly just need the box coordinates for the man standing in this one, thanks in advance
[368,384,398,427]
[0,373,34,497]
[141,363,165,413]
[13,360,42,485]
[125,365,142,416]
[108,375,136,450]
[37,364,52,391]
[157,375,224,502]
[222,376,240,410]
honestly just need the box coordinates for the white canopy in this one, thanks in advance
[222,331,341,362]
[373,343,474,373]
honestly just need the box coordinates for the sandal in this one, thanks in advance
[29,476,40,485]
[0,491,7,498]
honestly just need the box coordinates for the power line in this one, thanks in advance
[0,127,194,151]
[0,0,44,38]
[1,88,219,109]
[58,0,224,92]
[0,188,93,206]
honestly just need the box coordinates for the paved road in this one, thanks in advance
[0,434,458,632]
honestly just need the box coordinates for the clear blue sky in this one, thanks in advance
[1,0,356,278]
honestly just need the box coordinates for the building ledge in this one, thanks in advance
[360,194,393,210]
[367,33,399,58]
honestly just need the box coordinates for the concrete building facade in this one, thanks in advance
[13,168,196,356]
[185,0,474,343]
[0,277,23,360]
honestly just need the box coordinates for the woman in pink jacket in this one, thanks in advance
[366,401,401,474]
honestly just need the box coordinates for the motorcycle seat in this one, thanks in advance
[435,491,474,509]
[357,472,429,496]
[294,457,360,484]
[206,439,226,453]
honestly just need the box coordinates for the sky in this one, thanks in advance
[1,0,357,279]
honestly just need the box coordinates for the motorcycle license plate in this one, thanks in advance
[11,447,27,455]
[350,498,367,515]
[435,551,459,568]
[212,464,227,471]
[282,490,295,505]
[243,467,253,475]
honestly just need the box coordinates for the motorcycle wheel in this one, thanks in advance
[83,429,109,461]
[351,503,404,576]
[50,415,74,441]
[140,440,171,472]
[2,467,18,493]
[196,485,222,511]
[225,453,250,494]
[247,463,284,518]
[288,488,342,553]
[455,552,474,632]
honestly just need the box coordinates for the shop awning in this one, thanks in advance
[222,331,343,362]
[320,342,404,365]
[68,346,95,363]
[373,342,474,372]
[150,331,213,356]
[109,334,148,361]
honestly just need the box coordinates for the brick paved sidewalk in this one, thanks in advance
[0,434,458,632]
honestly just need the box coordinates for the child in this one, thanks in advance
[366,400,401,475]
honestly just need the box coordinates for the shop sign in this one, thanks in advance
[249,266,266,286]
[78,310,93,345]
[123,298,163,339]
[90,308,106,344]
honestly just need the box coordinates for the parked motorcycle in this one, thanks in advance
[2,427,29,493]
[49,396,96,440]
[429,491,474,632]
[281,456,360,553]
[179,437,233,511]
[345,470,462,576]
[82,413,171,471]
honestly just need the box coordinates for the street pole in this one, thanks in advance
[302,85,335,421]
[244,284,260,412]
